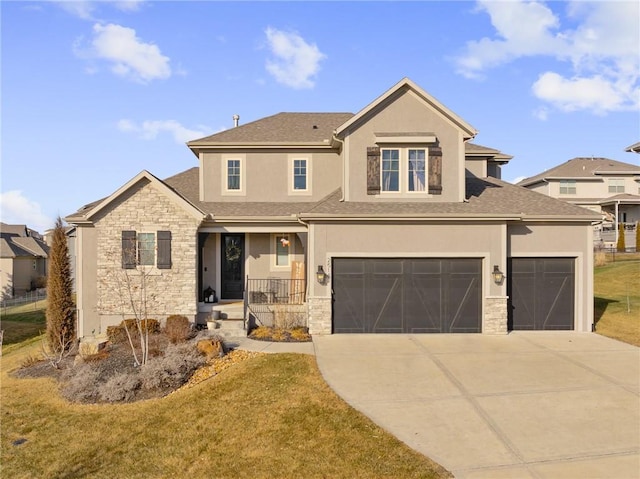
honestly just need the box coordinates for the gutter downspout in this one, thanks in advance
[331,131,346,202]
[296,216,312,303]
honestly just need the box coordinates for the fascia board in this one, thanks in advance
[85,170,204,222]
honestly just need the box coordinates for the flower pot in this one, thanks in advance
[207,320,217,330]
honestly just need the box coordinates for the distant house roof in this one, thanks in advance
[625,142,640,153]
[518,157,640,186]
[0,223,49,258]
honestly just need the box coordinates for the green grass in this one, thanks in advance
[1,341,451,479]
[1,301,46,346]
[594,259,640,346]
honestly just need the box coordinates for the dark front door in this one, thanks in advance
[508,258,574,330]
[221,234,245,300]
[332,258,482,333]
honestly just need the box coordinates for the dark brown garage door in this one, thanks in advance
[508,258,574,330]
[332,258,482,333]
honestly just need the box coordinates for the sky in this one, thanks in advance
[2,0,639,233]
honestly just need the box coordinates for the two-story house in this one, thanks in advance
[517,157,640,246]
[67,78,598,339]
[1,223,49,298]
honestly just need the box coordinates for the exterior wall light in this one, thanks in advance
[492,265,505,285]
[316,265,327,284]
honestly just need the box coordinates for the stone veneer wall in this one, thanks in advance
[307,297,332,335]
[93,181,200,329]
[484,296,508,334]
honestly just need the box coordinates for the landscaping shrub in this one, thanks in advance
[617,223,626,252]
[139,342,206,390]
[164,315,192,344]
[98,372,142,402]
[61,364,102,403]
[107,319,160,344]
[289,327,311,342]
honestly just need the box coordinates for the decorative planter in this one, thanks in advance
[207,320,217,331]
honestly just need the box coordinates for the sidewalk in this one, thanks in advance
[232,337,315,355]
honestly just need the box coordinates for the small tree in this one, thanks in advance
[616,222,626,253]
[45,217,75,367]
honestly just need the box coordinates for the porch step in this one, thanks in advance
[206,319,247,339]
[212,302,245,320]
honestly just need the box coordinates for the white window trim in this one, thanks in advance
[133,230,163,275]
[379,147,429,196]
[270,233,295,270]
[288,155,312,196]
[559,179,577,195]
[221,155,246,196]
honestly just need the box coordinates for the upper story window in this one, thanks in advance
[381,148,427,193]
[293,159,307,190]
[221,156,245,196]
[227,159,241,190]
[608,178,625,193]
[288,155,312,196]
[559,180,576,195]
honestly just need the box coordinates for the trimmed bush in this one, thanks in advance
[98,373,142,402]
[617,223,626,252]
[61,364,102,403]
[107,319,160,344]
[165,315,192,344]
[139,343,206,390]
[196,337,226,360]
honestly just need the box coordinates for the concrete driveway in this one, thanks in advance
[313,333,640,478]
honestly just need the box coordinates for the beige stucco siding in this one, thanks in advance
[508,222,594,332]
[0,258,14,297]
[76,225,98,337]
[90,180,201,332]
[200,149,341,202]
[309,222,506,300]
[246,233,305,279]
[344,89,464,203]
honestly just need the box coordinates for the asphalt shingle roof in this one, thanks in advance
[518,157,640,186]
[188,113,355,145]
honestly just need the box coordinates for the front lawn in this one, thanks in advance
[594,257,640,346]
[0,301,46,346]
[1,340,451,478]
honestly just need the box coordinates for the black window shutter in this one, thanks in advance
[122,231,137,269]
[367,146,381,195]
[428,146,443,195]
[157,231,172,269]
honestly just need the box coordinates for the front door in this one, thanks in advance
[221,234,245,300]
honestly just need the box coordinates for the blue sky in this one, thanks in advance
[2,0,639,232]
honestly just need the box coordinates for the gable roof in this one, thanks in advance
[625,141,640,153]
[518,157,640,186]
[187,112,354,152]
[66,170,205,223]
[465,143,513,161]
[0,235,49,258]
[335,78,477,140]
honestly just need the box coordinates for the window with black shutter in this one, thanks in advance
[157,231,172,269]
[122,231,137,269]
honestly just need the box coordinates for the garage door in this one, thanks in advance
[332,258,482,333]
[508,258,574,330]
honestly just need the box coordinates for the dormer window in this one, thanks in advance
[381,148,427,193]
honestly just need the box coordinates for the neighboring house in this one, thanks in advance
[44,226,77,292]
[66,78,598,338]
[517,157,640,246]
[0,223,49,298]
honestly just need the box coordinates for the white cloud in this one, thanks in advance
[264,27,326,89]
[76,23,171,83]
[55,0,96,20]
[117,119,211,143]
[455,1,639,115]
[0,191,54,233]
[114,1,145,12]
[533,106,549,121]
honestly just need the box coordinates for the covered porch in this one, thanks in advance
[195,226,308,327]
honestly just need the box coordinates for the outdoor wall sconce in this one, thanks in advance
[492,265,505,285]
[203,286,217,303]
[316,265,327,284]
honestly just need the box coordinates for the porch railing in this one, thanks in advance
[246,278,306,305]
[245,278,307,329]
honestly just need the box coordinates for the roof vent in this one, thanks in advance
[233,114,240,128]
[312,125,318,129]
